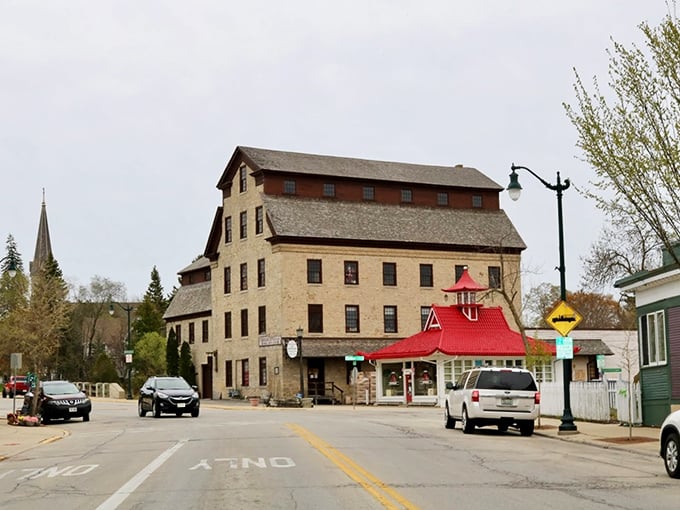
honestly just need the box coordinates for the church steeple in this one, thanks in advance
[30,189,54,277]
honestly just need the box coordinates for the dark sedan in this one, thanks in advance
[40,380,91,424]
[138,376,200,418]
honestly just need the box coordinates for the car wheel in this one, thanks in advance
[2,389,6,398]
[664,432,680,478]
[176,412,183,417]
[9,391,13,398]
[191,408,199,418]
[82,413,90,422]
[462,407,475,434]
[152,400,161,418]
[519,420,535,437]
[42,415,50,425]
[444,405,456,429]
[138,401,147,417]
[498,423,509,433]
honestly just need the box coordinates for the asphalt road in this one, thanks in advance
[0,400,676,510]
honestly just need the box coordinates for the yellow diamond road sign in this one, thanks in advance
[546,300,582,337]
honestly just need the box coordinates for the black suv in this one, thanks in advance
[138,376,200,418]
[40,380,92,424]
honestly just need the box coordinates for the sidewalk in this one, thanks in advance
[534,416,659,457]
[0,399,662,461]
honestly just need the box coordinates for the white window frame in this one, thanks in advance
[640,310,666,367]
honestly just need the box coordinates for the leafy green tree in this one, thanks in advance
[91,352,120,383]
[131,332,167,391]
[179,341,196,386]
[166,328,179,376]
[565,9,680,271]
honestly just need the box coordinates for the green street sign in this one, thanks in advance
[344,355,364,361]
[602,368,622,373]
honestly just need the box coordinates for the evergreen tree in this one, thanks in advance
[179,341,196,386]
[166,328,179,376]
[1,234,24,274]
[91,352,120,383]
[134,267,167,340]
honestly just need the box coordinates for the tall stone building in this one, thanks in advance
[164,146,526,402]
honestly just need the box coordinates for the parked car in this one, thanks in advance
[444,367,540,436]
[138,376,200,418]
[39,380,91,424]
[660,409,680,478]
[3,375,29,398]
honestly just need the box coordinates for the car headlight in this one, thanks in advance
[192,392,199,399]
[156,391,169,399]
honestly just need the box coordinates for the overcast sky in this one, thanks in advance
[0,1,671,300]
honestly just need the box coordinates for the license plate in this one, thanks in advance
[500,398,513,406]
[69,407,77,413]
[177,403,185,408]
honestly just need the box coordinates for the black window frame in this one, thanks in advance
[308,304,324,333]
[259,357,267,386]
[258,305,266,334]
[224,312,232,339]
[420,264,433,287]
[384,305,397,333]
[401,189,413,203]
[382,262,397,286]
[240,308,248,337]
[345,305,360,333]
[257,258,265,287]
[239,210,247,239]
[437,192,449,206]
[344,261,359,285]
[283,180,296,194]
[362,186,375,201]
[240,263,248,291]
[255,206,263,235]
[488,266,501,289]
[202,319,209,343]
[323,183,336,197]
[307,259,322,284]
[224,266,231,294]
[239,165,247,193]
[225,216,232,243]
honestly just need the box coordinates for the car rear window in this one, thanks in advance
[476,371,537,391]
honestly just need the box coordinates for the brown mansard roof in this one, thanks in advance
[263,195,526,250]
[163,281,211,320]
[218,146,504,190]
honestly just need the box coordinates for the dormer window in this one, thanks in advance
[323,183,336,197]
[284,180,296,194]
[239,165,247,193]
[401,189,413,203]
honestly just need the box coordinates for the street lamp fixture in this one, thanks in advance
[109,301,134,400]
[296,327,304,398]
[507,163,577,434]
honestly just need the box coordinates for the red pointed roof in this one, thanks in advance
[441,267,487,293]
[359,304,556,360]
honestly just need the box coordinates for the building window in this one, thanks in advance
[239,165,247,193]
[176,325,182,343]
[488,266,501,289]
[259,357,267,386]
[241,359,250,386]
[455,264,466,282]
[344,261,358,285]
[239,211,247,239]
[258,306,266,334]
[204,269,211,281]
[472,195,483,208]
[308,304,323,333]
[363,186,375,201]
[420,264,433,287]
[323,183,336,197]
[384,306,397,333]
[382,262,396,286]
[257,258,265,287]
[225,216,232,243]
[241,309,248,337]
[224,266,231,294]
[240,263,248,291]
[345,305,360,333]
[640,310,666,367]
[401,189,413,203]
[225,360,233,387]
[437,192,449,206]
[202,320,209,343]
[224,312,232,339]
[188,322,195,344]
[255,206,263,235]
[284,180,296,194]
[420,306,431,330]
[307,259,322,284]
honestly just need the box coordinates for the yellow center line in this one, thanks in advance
[287,423,420,510]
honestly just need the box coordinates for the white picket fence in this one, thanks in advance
[539,380,641,424]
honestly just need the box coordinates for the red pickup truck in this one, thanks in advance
[3,375,29,398]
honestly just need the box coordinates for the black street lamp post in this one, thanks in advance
[0,254,18,278]
[296,327,304,397]
[109,301,134,400]
[507,163,578,434]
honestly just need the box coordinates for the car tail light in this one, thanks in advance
[534,392,541,404]
[471,390,479,402]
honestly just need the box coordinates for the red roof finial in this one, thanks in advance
[441,266,487,293]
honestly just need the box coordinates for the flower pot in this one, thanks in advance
[249,397,259,407]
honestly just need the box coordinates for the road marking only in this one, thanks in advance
[287,423,420,510]
[95,440,187,510]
